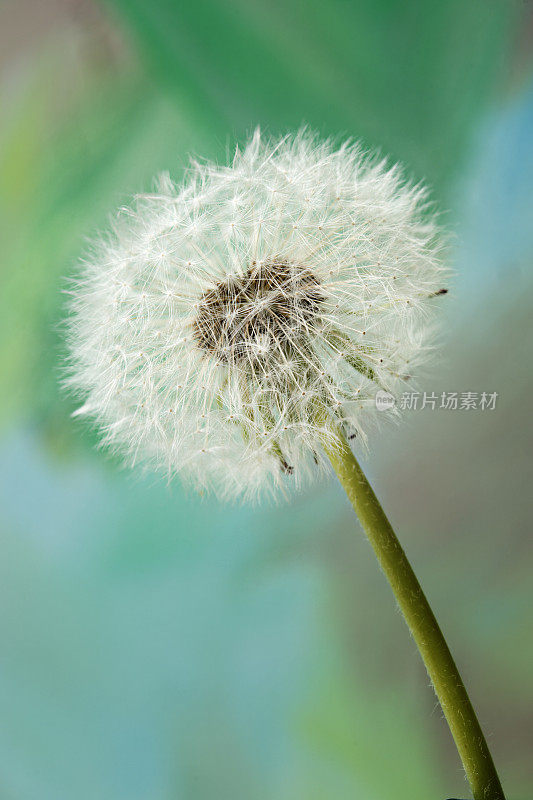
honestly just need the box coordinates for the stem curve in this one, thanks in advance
[323,430,505,800]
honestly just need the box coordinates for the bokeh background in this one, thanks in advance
[1,1,532,798]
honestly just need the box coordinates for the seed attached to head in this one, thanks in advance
[193,260,325,364]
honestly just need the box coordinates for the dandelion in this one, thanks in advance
[65,129,446,500]
[64,129,505,800]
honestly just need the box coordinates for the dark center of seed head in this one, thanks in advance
[193,260,324,363]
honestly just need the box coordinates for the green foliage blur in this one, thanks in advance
[0,1,532,799]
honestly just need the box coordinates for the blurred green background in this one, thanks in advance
[1,1,532,798]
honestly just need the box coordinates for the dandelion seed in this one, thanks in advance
[64,128,447,500]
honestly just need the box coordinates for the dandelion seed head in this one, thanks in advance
[64,128,448,501]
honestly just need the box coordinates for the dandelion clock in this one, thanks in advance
[64,130,506,800]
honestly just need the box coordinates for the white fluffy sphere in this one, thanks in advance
[65,129,447,500]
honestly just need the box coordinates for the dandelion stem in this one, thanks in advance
[323,429,505,800]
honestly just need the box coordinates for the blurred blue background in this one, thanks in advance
[1,1,532,798]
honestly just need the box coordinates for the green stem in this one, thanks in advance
[323,429,505,800]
